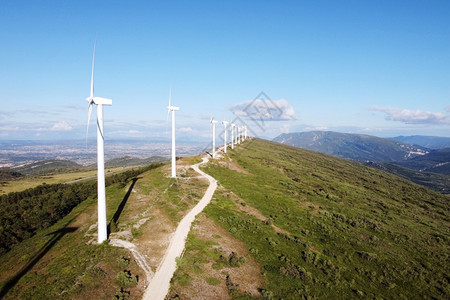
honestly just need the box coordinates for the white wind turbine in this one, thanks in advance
[167,89,179,178]
[238,126,241,144]
[230,123,235,149]
[222,121,228,153]
[210,116,218,158]
[244,126,248,140]
[86,42,113,244]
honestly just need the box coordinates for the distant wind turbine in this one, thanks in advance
[167,89,179,178]
[230,123,235,149]
[222,121,228,153]
[85,42,112,244]
[238,126,241,144]
[210,116,218,158]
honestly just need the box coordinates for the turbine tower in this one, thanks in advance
[238,126,241,144]
[167,89,179,178]
[211,116,218,158]
[86,42,113,244]
[230,123,235,149]
[222,121,228,153]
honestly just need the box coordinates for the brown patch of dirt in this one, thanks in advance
[134,206,176,271]
[217,158,250,175]
[298,200,321,215]
[170,215,264,299]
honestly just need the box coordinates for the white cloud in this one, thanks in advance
[280,124,291,134]
[51,121,73,131]
[230,98,296,121]
[370,106,450,125]
[179,127,193,133]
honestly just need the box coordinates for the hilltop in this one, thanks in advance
[0,138,448,299]
[273,131,428,162]
[169,138,449,299]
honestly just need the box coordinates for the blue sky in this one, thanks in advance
[1,0,449,141]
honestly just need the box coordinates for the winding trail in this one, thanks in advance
[142,155,217,300]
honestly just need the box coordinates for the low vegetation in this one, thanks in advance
[171,138,449,299]
[0,157,208,299]
[0,163,163,255]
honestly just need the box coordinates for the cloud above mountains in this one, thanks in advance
[370,106,450,125]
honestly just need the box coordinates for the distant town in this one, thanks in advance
[0,139,206,167]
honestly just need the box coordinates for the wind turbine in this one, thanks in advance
[167,89,179,178]
[222,121,228,153]
[244,126,248,140]
[210,116,218,158]
[238,126,241,144]
[86,42,112,244]
[230,123,235,149]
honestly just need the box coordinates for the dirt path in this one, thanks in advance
[109,238,154,280]
[142,155,217,300]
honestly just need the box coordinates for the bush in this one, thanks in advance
[116,270,138,288]
[113,288,130,300]
[116,256,131,269]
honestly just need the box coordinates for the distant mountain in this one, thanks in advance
[11,159,86,175]
[273,131,429,162]
[392,135,450,149]
[392,148,450,175]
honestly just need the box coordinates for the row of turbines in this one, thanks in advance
[86,44,248,244]
[210,117,248,159]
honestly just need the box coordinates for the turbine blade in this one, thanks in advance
[168,87,172,107]
[90,41,96,98]
[167,88,171,121]
[86,102,93,146]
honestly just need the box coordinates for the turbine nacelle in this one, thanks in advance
[168,105,180,111]
[87,96,113,106]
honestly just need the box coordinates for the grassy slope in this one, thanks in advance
[0,166,134,196]
[171,138,449,299]
[365,161,450,194]
[0,180,145,299]
[0,158,207,299]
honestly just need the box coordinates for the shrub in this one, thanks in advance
[116,256,131,269]
[116,270,138,288]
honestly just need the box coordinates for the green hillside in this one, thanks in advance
[365,161,450,194]
[169,138,449,299]
[104,156,167,168]
[12,160,88,175]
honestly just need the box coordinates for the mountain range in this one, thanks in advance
[392,135,450,149]
[272,131,450,193]
[273,131,429,162]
